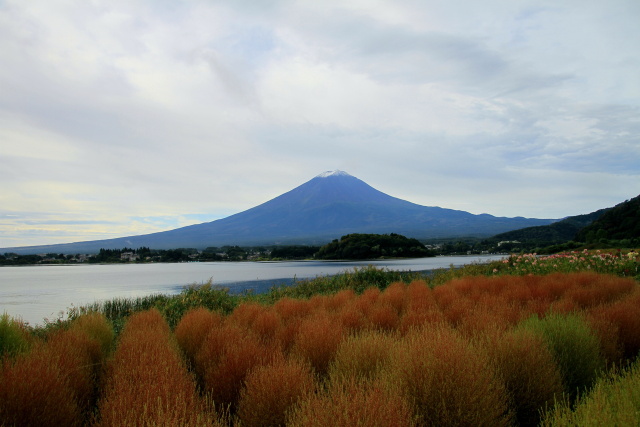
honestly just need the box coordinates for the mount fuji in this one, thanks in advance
[4,170,557,254]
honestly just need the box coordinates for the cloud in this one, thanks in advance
[0,0,639,247]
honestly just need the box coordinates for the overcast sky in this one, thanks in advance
[1,0,639,248]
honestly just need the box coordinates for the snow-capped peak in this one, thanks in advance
[316,170,351,178]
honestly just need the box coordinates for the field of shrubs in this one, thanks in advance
[1,251,640,426]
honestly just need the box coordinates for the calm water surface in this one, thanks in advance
[0,255,505,326]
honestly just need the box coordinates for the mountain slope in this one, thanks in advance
[575,194,640,242]
[2,170,557,254]
[492,208,610,244]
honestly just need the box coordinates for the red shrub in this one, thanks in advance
[237,355,315,426]
[399,307,446,334]
[195,323,246,380]
[366,303,400,332]
[95,309,213,426]
[293,311,344,375]
[325,289,357,313]
[249,308,282,344]
[0,345,82,426]
[175,308,223,363]
[273,297,313,322]
[228,302,267,329]
[45,328,101,412]
[354,287,381,316]
[596,290,640,361]
[378,282,407,315]
[406,280,437,312]
[338,302,367,332]
[201,332,277,410]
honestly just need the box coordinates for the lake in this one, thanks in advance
[0,255,505,326]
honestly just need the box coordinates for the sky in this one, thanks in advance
[1,0,639,248]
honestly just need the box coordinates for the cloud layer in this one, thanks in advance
[1,0,639,247]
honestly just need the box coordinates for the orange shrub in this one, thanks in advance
[596,290,640,361]
[273,297,313,322]
[45,328,101,412]
[287,376,415,427]
[354,287,381,317]
[385,324,511,426]
[197,324,277,410]
[293,311,344,375]
[175,308,223,364]
[398,307,446,334]
[249,308,282,343]
[405,280,437,311]
[95,309,214,426]
[0,345,82,426]
[237,355,315,426]
[378,282,407,314]
[366,303,400,331]
[325,289,357,312]
[69,312,114,360]
[337,301,367,332]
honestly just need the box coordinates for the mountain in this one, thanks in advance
[575,194,640,242]
[2,170,558,254]
[491,208,610,245]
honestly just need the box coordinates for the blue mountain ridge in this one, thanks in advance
[2,170,557,254]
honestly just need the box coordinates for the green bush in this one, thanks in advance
[0,313,30,359]
[517,313,605,401]
[542,357,640,426]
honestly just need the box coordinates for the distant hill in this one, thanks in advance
[575,194,640,242]
[2,170,557,254]
[316,233,432,260]
[492,208,610,245]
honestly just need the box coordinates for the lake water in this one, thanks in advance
[0,255,505,326]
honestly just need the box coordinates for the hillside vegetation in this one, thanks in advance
[315,233,432,260]
[1,250,639,426]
